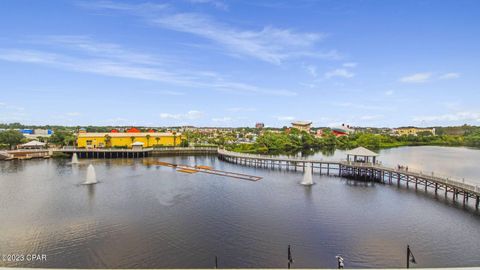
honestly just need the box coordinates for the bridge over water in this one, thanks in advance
[217,149,480,209]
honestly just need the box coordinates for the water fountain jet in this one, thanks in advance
[84,164,97,185]
[71,153,79,164]
[301,162,314,186]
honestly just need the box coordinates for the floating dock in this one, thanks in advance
[145,160,261,181]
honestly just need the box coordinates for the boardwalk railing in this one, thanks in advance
[152,147,218,152]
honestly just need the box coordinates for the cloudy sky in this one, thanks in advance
[0,0,479,127]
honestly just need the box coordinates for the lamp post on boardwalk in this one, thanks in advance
[214,255,218,269]
[287,245,293,269]
[406,245,417,269]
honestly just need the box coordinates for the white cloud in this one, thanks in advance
[152,13,326,64]
[76,1,168,13]
[188,0,228,10]
[360,115,383,120]
[0,37,296,97]
[212,116,232,122]
[324,68,354,79]
[277,116,295,121]
[399,72,432,83]
[342,62,357,68]
[303,64,318,77]
[439,72,460,80]
[160,110,204,120]
[385,90,394,96]
[78,2,337,64]
[227,107,256,112]
[413,111,480,122]
[333,102,395,111]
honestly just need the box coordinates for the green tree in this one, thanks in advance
[130,136,136,145]
[155,136,160,146]
[104,134,112,148]
[49,130,76,147]
[0,130,24,149]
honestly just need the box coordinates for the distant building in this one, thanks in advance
[255,122,265,129]
[19,128,53,139]
[19,129,34,135]
[332,124,355,137]
[291,121,312,132]
[394,127,435,136]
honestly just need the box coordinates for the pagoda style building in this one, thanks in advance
[291,121,312,132]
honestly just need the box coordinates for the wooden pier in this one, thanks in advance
[218,149,480,209]
[144,160,261,181]
[0,149,51,160]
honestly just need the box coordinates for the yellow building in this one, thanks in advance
[394,127,435,136]
[77,132,184,149]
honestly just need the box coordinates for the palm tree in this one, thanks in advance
[130,136,135,148]
[172,131,177,146]
[104,134,112,148]
[155,137,160,146]
[146,134,151,147]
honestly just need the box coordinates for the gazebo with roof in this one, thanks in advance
[131,141,145,151]
[346,146,379,164]
[18,140,46,149]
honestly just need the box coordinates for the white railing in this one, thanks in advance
[153,147,218,151]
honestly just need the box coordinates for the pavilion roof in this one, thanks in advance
[292,121,312,126]
[131,141,145,146]
[20,140,46,147]
[346,146,378,157]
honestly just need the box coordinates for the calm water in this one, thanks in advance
[1,146,480,268]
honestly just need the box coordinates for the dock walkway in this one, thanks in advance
[218,149,480,209]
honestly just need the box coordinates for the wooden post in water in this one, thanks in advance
[287,245,293,269]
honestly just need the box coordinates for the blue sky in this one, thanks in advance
[0,0,479,127]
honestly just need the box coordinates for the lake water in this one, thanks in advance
[1,146,479,268]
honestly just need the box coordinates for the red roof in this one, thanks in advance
[148,129,155,133]
[127,127,141,133]
[110,129,119,133]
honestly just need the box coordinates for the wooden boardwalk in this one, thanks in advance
[218,149,480,209]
